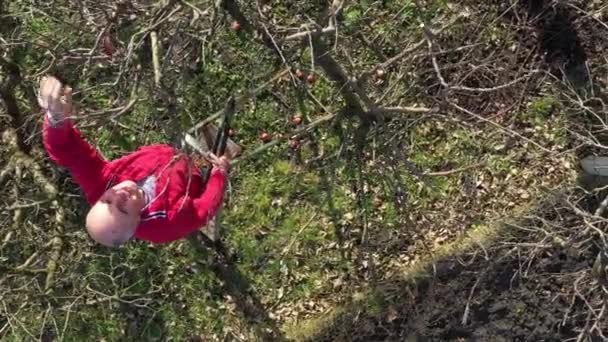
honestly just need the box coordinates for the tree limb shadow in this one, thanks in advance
[296,189,605,342]
[188,236,287,341]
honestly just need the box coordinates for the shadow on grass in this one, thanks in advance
[318,121,372,243]
[317,152,346,247]
[187,236,287,341]
[293,186,605,341]
[291,1,608,339]
[119,306,168,342]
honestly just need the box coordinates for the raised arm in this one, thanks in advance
[169,157,229,240]
[39,76,108,203]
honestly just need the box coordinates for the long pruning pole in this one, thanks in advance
[184,96,236,260]
[203,97,236,184]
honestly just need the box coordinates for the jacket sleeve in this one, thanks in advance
[169,168,227,239]
[42,116,109,203]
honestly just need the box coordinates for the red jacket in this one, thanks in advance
[42,117,226,244]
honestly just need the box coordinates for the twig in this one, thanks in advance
[233,112,337,165]
[150,31,162,87]
[188,68,289,133]
[305,88,334,115]
[85,285,154,308]
[257,21,299,87]
[70,79,140,130]
[450,71,541,93]
[380,106,434,114]
[420,21,448,89]
[61,55,111,62]
[7,149,66,292]
[281,213,317,256]
[359,15,461,83]
[308,30,315,74]
[0,165,12,186]
[31,53,57,78]
[60,295,84,341]
[14,152,59,196]
[121,3,182,78]
[594,194,608,217]
[6,199,51,211]
[284,25,335,41]
[3,302,37,340]
[0,265,47,275]
[82,28,107,76]
[564,3,608,31]
[87,99,139,119]
[415,1,539,97]
[462,274,483,325]
[449,101,552,153]
[12,237,53,271]
[0,57,31,153]
[424,161,486,176]
[44,234,64,292]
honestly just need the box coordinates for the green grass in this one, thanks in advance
[225,158,350,299]
[0,1,583,341]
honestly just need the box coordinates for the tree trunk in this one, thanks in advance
[0,58,31,154]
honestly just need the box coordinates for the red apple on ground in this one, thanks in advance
[288,138,300,150]
[260,132,271,142]
[307,72,316,84]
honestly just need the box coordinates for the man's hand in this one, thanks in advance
[38,76,72,125]
[206,153,231,174]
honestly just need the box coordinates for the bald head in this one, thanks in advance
[86,180,146,247]
[86,203,138,247]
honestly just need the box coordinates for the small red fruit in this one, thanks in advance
[260,132,271,142]
[295,69,304,79]
[292,116,302,125]
[101,35,115,58]
[306,72,316,84]
[231,21,241,31]
[288,138,300,150]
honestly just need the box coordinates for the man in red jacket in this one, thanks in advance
[39,76,230,247]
